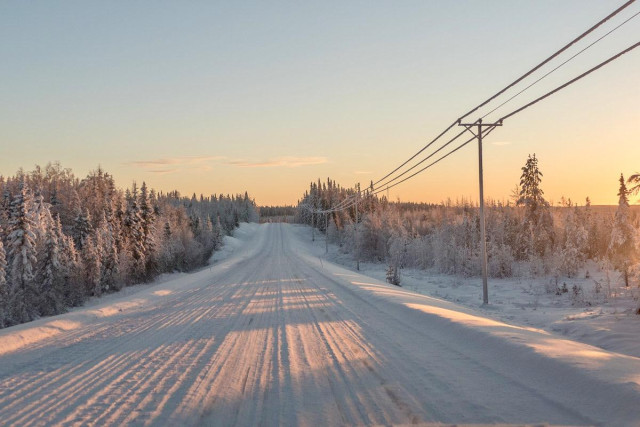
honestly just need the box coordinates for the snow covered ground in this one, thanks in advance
[308,226,640,361]
[1,223,640,426]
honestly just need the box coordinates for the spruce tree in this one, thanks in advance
[98,211,119,292]
[83,234,102,296]
[72,208,93,251]
[0,227,8,327]
[164,221,171,239]
[516,154,554,260]
[54,215,83,306]
[124,185,146,281]
[139,182,156,274]
[609,174,638,286]
[584,197,600,259]
[7,181,39,324]
[34,198,65,316]
[214,215,223,250]
[1,187,12,226]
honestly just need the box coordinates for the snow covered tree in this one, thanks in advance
[386,264,401,286]
[34,198,65,316]
[0,227,8,327]
[97,211,119,292]
[139,182,157,275]
[583,197,601,259]
[488,241,514,278]
[52,215,84,307]
[7,181,39,324]
[213,215,223,250]
[388,233,409,270]
[82,234,103,296]
[72,207,93,251]
[517,154,554,261]
[559,205,588,277]
[609,174,639,287]
[0,185,11,226]
[123,185,146,281]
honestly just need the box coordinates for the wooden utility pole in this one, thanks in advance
[325,212,329,254]
[355,185,360,271]
[458,119,502,305]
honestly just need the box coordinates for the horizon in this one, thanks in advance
[1,1,638,206]
[4,161,640,209]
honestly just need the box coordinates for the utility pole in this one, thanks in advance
[325,212,329,254]
[458,118,502,305]
[355,185,360,271]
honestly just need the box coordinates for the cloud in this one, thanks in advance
[126,155,225,168]
[491,141,511,146]
[227,156,327,168]
[354,170,372,175]
[147,169,179,175]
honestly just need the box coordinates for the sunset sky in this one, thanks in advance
[1,1,638,206]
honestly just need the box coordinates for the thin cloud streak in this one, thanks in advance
[227,156,327,168]
[491,141,511,146]
[148,169,180,175]
[127,155,226,168]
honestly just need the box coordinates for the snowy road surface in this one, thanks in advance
[1,223,640,426]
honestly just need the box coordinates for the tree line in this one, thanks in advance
[296,155,640,287]
[0,163,258,328]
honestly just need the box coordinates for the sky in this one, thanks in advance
[1,1,638,206]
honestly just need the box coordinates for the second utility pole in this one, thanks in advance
[458,118,501,305]
[325,212,329,254]
[355,185,360,271]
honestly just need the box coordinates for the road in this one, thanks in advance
[1,223,639,426]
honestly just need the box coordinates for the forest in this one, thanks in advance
[0,163,258,328]
[296,155,640,290]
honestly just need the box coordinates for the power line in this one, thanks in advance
[482,8,640,119]
[499,41,640,122]
[370,40,640,199]
[372,126,498,197]
[458,0,636,122]
[372,128,468,192]
[372,0,636,188]
[372,121,458,187]
[371,40,640,197]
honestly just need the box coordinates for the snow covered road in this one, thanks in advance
[1,223,640,426]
